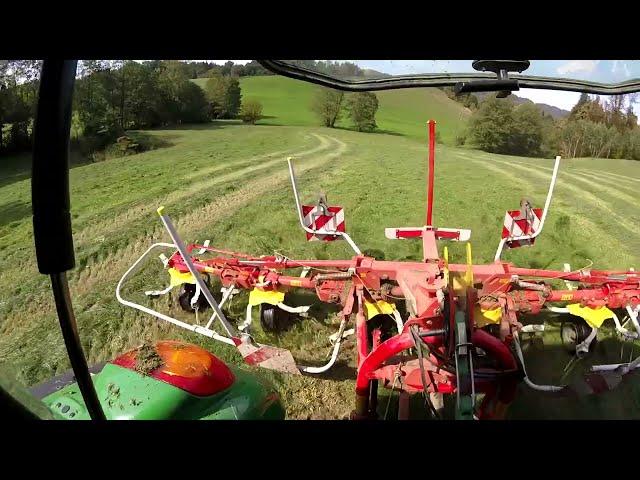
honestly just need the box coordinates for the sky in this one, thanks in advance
[347,60,640,84]
[348,60,640,115]
[180,60,640,115]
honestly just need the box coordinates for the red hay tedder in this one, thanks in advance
[118,120,640,420]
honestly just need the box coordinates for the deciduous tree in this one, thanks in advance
[311,87,344,128]
[240,99,263,124]
[347,92,378,132]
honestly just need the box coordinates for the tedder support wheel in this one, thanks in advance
[259,304,291,332]
[560,318,597,356]
[178,275,217,312]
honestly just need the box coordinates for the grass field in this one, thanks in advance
[2,117,640,419]
[192,76,471,145]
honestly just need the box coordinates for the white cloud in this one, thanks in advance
[556,60,599,75]
[611,60,631,78]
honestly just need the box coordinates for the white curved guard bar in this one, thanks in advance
[513,333,565,392]
[239,303,253,332]
[287,157,362,255]
[190,282,202,308]
[392,310,404,335]
[612,312,638,339]
[546,306,569,314]
[563,263,576,290]
[576,327,598,355]
[329,328,355,343]
[626,305,640,335]
[494,155,561,261]
[115,242,236,346]
[145,284,173,297]
[204,286,236,330]
[521,324,545,333]
[299,317,348,374]
[592,355,640,373]
[197,240,210,254]
[276,303,310,314]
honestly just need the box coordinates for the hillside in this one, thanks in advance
[193,76,471,144]
[475,91,569,119]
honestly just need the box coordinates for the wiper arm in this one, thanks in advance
[454,79,519,98]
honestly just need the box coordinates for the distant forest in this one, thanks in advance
[2,60,640,161]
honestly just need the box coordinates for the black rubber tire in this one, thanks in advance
[177,275,215,312]
[366,314,398,349]
[560,318,597,355]
[259,304,290,332]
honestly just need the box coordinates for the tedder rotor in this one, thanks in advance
[118,120,640,420]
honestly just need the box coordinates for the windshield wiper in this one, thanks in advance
[258,59,640,95]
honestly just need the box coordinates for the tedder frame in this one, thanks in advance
[118,120,640,420]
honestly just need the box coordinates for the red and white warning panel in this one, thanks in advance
[302,205,345,241]
[384,226,471,241]
[502,208,542,248]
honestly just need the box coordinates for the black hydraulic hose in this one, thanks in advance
[32,60,106,420]
[411,326,440,419]
[415,334,520,379]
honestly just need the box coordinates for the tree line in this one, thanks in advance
[285,60,372,79]
[5,60,639,161]
[464,92,640,160]
[0,60,41,154]
[182,60,272,79]
[1,60,265,159]
[72,60,239,157]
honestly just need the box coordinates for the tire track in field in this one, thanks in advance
[64,142,311,230]
[75,134,346,296]
[73,133,335,250]
[0,135,349,333]
[181,133,331,182]
[180,148,296,182]
[478,157,640,237]
[467,157,637,267]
